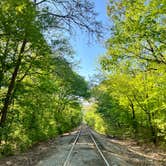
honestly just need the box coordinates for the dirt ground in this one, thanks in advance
[0,127,165,166]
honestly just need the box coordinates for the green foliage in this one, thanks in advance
[86,0,166,146]
[103,0,166,68]
[1,144,14,156]
[0,52,86,156]
[0,0,92,157]
[84,103,107,134]
[87,67,166,143]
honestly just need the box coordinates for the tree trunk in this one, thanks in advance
[130,102,138,132]
[130,102,135,120]
[0,40,26,128]
[128,98,137,132]
[147,112,157,144]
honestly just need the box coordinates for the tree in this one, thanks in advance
[35,0,103,38]
[90,0,166,142]
[0,0,102,128]
[1,0,98,154]
[0,0,48,127]
[105,0,166,65]
[88,62,166,143]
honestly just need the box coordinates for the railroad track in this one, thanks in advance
[63,125,110,166]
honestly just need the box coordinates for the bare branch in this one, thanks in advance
[36,0,103,40]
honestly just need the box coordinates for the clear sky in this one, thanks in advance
[71,0,110,81]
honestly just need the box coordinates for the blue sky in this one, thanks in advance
[71,0,110,81]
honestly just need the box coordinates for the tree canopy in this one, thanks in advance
[85,0,166,146]
[0,0,99,156]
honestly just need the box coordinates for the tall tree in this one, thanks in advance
[0,0,102,128]
[0,0,47,127]
[105,0,166,65]
[86,0,166,144]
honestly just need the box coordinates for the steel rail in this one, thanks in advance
[88,129,110,166]
[63,129,81,166]
[63,126,110,166]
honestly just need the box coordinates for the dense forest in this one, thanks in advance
[0,0,101,156]
[85,0,166,147]
[0,0,166,157]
